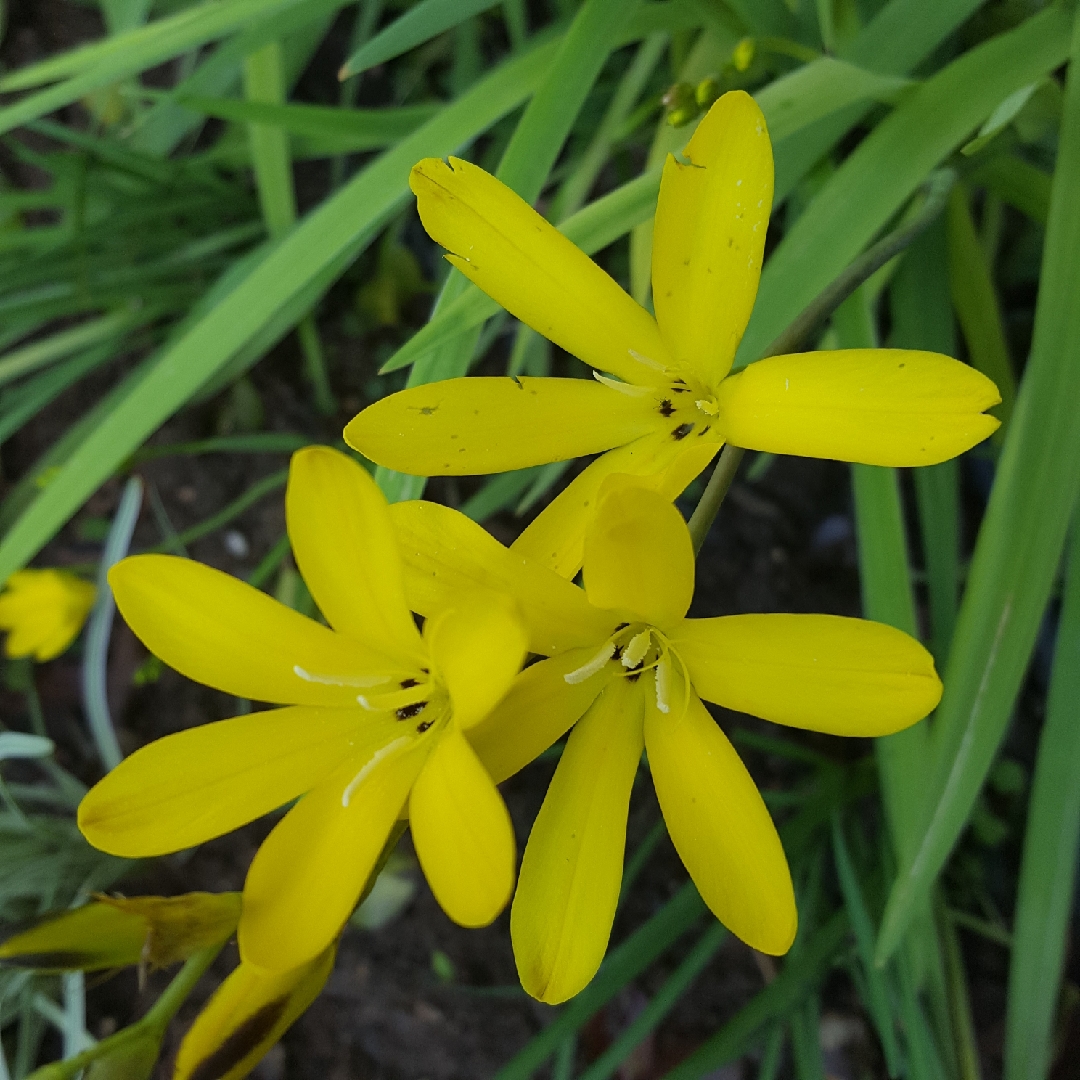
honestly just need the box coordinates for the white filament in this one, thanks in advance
[593,371,652,396]
[564,641,616,684]
[293,665,389,689]
[342,737,410,807]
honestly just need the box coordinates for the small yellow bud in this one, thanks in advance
[695,77,722,110]
[732,38,756,72]
[662,82,699,127]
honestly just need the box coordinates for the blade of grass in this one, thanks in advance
[946,184,1017,435]
[663,912,849,1080]
[1003,520,1080,1080]
[736,3,1075,370]
[82,476,143,772]
[832,814,902,1077]
[0,34,560,580]
[877,8,1080,966]
[971,154,1052,226]
[891,220,961,664]
[578,923,728,1080]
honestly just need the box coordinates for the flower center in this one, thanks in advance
[564,623,687,716]
[653,379,720,443]
[356,672,448,736]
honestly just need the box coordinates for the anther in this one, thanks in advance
[622,631,651,670]
[396,701,427,721]
[655,655,672,714]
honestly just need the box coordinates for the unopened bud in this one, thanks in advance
[732,38,755,72]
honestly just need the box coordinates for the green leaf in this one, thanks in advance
[242,40,296,239]
[1004,522,1080,1080]
[341,0,501,77]
[737,3,1075,369]
[946,184,1017,432]
[877,7,1080,966]
[663,912,849,1079]
[755,57,912,144]
[971,153,1052,226]
[0,35,561,579]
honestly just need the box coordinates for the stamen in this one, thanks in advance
[357,685,429,712]
[342,737,410,807]
[628,349,668,372]
[621,630,651,670]
[654,655,672,714]
[293,665,390,688]
[592,371,652,396]
[564,641,616,684]
[694,399,718,416]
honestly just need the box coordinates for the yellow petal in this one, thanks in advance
[389,500,614,654]
[239,732,428,971]
[410,722,515,927]
[714,350,1001,466]
[286,447,424,665]
[410,156,673,383]
[0,902,147,972]
[644,680,796,955]
[424,592,527,729]
[109,555,401,707]
[174,947,335,1080]
[583,484,694,627]
[78,707,375,857]
[511,427,718,578]
[345,376,656,476]
[510,677,644,1004]
[652,91,773,387]
[469,649,614,785]
[670,614,942,735]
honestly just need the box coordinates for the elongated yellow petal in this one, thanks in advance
[109,555,400,707]
[425,593,527,729]
[410,156,672,383]
[511,677,644,1003]
[469,649,614,784]
[100,893,241,968]
[644,680,796,955]
[410,723,515,927]
[652,91,773,387]
[175,947,335,1080]
[239,732,428,971]
[670,614,941,735]
[583,484,694,627]
[389,500,615,654]
[0,569,96,661]
[0,903,147,972]
[78,707,375,857]
[286,447,424,665]
[346,377,656,476]
[511,426,718,578]
[714,350,1001,466]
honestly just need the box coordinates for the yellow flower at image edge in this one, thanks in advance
[347,90,1000,577]
[77,447,526,973]
[0,569,96,661]
[388,482,944,1004]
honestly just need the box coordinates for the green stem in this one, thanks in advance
[688,445,745,556]
[760,169,956,361]
[25,944,223,1080]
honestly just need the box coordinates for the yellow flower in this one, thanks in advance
[346,91,1000,577]
[388,480,942,1003]
[78,447,525,973]
[0,569,96,661]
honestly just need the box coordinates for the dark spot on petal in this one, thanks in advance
[615,622,630,632]
[420,406,437,416]
[698,425,711,437]
[612,645,624,661]
[187,997,288,1080]
[627,671,642,683]
[416,720,434,733]
[899,363,905,368]
[400,678,419,689]
[672,423,693,440]
[659,399,675,417]
[511,376,525,389]
[396,701,427,721]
